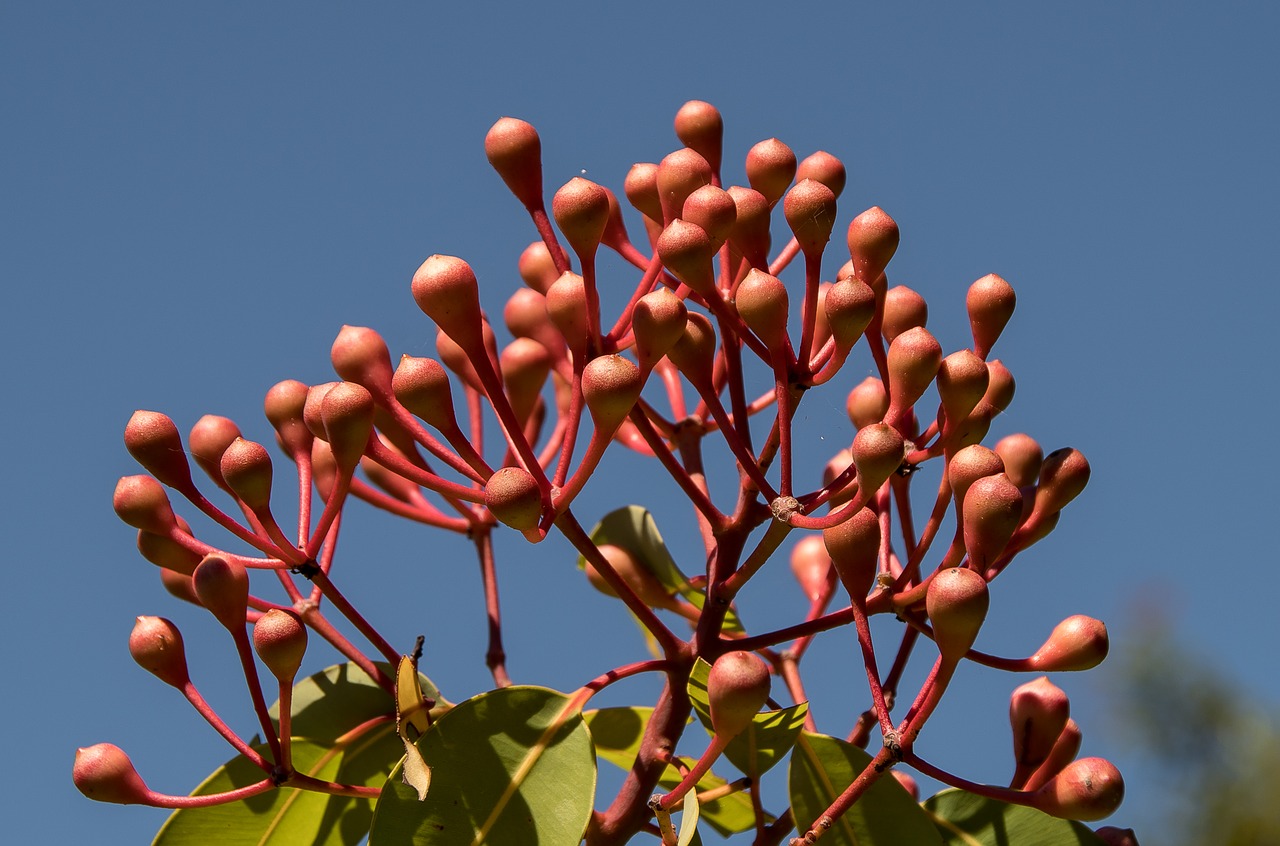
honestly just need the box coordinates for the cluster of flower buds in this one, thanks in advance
[79,100,1130,845]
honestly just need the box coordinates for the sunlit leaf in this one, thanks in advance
[585,706,757,836]
[788,732,944,845]
[677,789,700,846]
[922,788,1107,845]
[369,686,595,845]
[687,658,808,777]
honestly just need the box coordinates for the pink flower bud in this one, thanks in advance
[1030,616,1109,672]
[967,273,1016,359]
[320,382,375,471]
[189,414,243,487]
[790,535,831,602]
[936,349,990,427]
[683,185,736,246]
[220,437,274,511]
[485,117,543,211]
[846,376,889,429]
[656,148,713,225]
[1010,677,1071,773]
[851,422,906,495]
[484,467,543,530]
[726,186,771,269]
[666,312,717,386]
[1025,718,1083,791]
[1093,827,1140,846]
[881,286,928,343]
[137,520,201,575]
[500,337,552,424]
[585,544,676,610]
[1030,757,1124,821]
[331,325,394,395]
[631,288,688,372]
[545,271,591,355]
[435,328,484,392]
[736,269,791,354]
[553,177,610,263]
[129,616,190,688]
[124,411,192,490]
[783,179,838,258]
[504,287,565,359]
[656,219,716,295]
[302,382,338,441]
[947,446,1005,512]
[889,770,919,800]
[887,326,942,424]
[823,507,880,601]
[673,100,723,175]
[962,473,1024,571]
[73,744,151,805]
[707,651,771,739]
[160,568,201,606]
[518,240,559,294]
[252,608,307,684]
[582,355,643,435]
[745,138,796,207]
[412,255,486,353]
[823,448,856,508]
[797,151,847,198]
[264,380,312,457]
[112,475,177,534]
[1035,448,1091,516]
[192,554,250,632]
[623,162,662,224]
[994,433,1044,488]
[926,567,990,662]
[847,207,899,285]
[392,356,456,432]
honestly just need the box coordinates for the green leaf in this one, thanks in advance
[580,506,744,634]
[369,686,595,845]
[676,789,701,846]
[153,740,346,845]
[922,789,1107,845]
[687,658,808,777]
[788,732,945,846]
[156,662,421,845]
[584,706,757,837]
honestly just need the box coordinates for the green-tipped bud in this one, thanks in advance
[125,411,192,489]
[484,467,543,530]
[189,414,243,488]
[1030,757,1124,822]
[846,376,889,429]
[1010,676,1071,775]
[967,273,1016,359]
[783,178,837,258]
[823,507,881,601]
[220,438,273,511]
[73,744,151,805]
[252,608,308,684]
[736,269,791,354]
[129,616,190,688]
[926,567,990,662]
[113,475,177,534]
[485,117,543,211]
[847,207,899,285]
[1030,616,1109,672]
[393,356,457,432]
[882,285,928,343]
[726,186,771,269]
[320,382,375,471]
[790,535,832,602]
[553,177,610,263]
[994,433,1044,488]
[656,148,713,224]
[851,422,905,495]
[331,325,394,395]
[962,473,1024,571]
[745,138,796,207]
[631,288,688,373]
[674,100,723,175]
[412,255,486,353]
[797,151,846,198]
[582,355,643,435]
[707,651,771,739]
[192,554,249,632]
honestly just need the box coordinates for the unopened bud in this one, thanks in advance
[926,567,990,662]
[264,380,312,457]
[485,117,543,211]
[553,177,610,263]
[392,356,456,433]
[320,382,375,471]
[73,744,151,805]
[823,507,880,601]
[936,350,990,427]
[847,207,899,285]
[501,338,552,424]
[683,185,736,246]
[962,473,1024,570]
[947,446,1005,512]
[585,544,675,610]
[125,411,192,489]
[673,100,723,175]
[656,219,716,294]
[412,255,486,354]
[1010,676,1071,773]
[113,475,177,534]
[994,433,1044,488]
[789,536,831,602]
[796,151,846,198]
[656,148,713,224]
[783,179,837,258]
[220,438,273,511]
[666,312,717,386]
[824,278,876,354]
[331,325,394,395]
[851,422,905,495]
[582,355,643,434]
[129,616,190,688]
[967,273,1016,359]
[192,554,250,632]
[624,162,662,224]
[1030,757,1124,821]
[252,608,308,684]
[1035,448,1091,516]
[882,286,928,343]
[846,377,889,429]
[726,186,771,269]
[745,138,796,207]
[631,288,688,372]
[1030,616,1109,672]
[189,415,243,487]
[484,467,543,530]
[707,651,771,739]
[545,271,591,356]
[887,326,942,424]
[736,269,791,353]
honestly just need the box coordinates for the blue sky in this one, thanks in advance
[4,2,1278,842]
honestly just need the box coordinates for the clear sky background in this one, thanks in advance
[4,2,1277,843]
